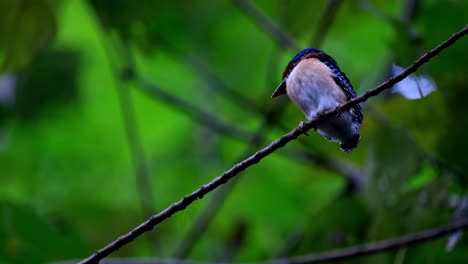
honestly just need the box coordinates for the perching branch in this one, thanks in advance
[79,25,468,264]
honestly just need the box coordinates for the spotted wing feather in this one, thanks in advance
[320,57,363,124]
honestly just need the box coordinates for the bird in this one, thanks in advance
[271,47,363,152]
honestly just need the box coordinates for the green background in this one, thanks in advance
[0,0,467,263]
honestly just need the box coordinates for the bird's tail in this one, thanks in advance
[340,134,361,152]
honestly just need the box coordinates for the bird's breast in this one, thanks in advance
[286,58,348,120]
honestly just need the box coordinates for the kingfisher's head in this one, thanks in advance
[272,47,337,98]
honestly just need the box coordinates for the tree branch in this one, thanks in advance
[264,219,468,264]
[113,57,158,248]
[79,25,468,264]
[310,0,344,47]
[232,0,299,50]
[154,34,266,117]
[65,220,468,264]
[135,77,253,141]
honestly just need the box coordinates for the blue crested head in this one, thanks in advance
[282,47,339,80]
[282,47,331,80]
[289,47,323,65]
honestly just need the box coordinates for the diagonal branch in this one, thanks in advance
[79,24,468,264]
[310,0,344,47]
[155,34,266,117]
[232,0,299,50]
[112,58,158,247]
[65,219,468,264]
[264,219,468,264]
[96,26,159,251]
[135,77,253,141]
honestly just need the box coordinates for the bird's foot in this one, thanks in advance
[299,121,315,136]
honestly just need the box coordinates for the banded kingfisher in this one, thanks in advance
[272,48,363,152]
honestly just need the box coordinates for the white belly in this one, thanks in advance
[285,58,360,150]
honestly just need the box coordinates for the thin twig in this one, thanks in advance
[97,27,159,251]
[136,77,253,141]
[356,0,398,25]
[402,0,420,24]
[232,0,299,50]
[65,220,468,264]
[78,24,468,264]
[311,0,344,47]
[155,34,266,117]
[113,56,156,234]
[264,219,468,264]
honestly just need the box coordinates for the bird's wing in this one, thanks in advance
[321,59,363,124]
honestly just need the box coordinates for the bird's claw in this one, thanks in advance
[299,121,310,136]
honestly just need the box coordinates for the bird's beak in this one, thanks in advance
[271,79,287,98]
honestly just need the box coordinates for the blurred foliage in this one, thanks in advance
[0,0,56,71]
[14,50,80,120]
[0,0,468,263]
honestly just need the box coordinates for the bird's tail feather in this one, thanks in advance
[340,134,361,152]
